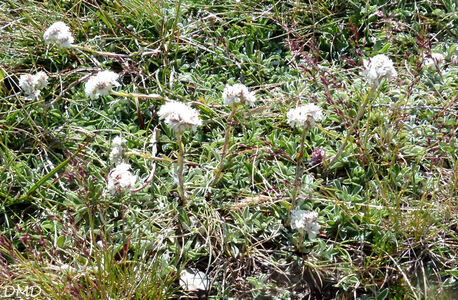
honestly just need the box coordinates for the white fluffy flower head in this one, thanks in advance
[112,136,125,147]
[109,136,126,165]
[34,71,49,90]
[361,54,397,86]
[19,74,37,97]
[84,70,120,99]
[158,101,202,134]
[423,52,445,68]
[287,103,323,129]
[291,210,320,239]
[222,84,256,106]
[19,71,49,99]
[43,21,74,48]
[107,163,137,193]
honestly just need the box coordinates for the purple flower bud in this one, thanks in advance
[310,148,325,165]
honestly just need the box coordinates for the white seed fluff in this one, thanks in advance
[19,74,37,97]
[84,70,120,99]
[287,103,323,129]
[291,210,321,239]
[157,101,202,134]
[109,136,126,165]
[43,21,74,48]
[34,71,49,90]
[18,71,49,99]
[222,83,256,106]
[361,54,397,86]
[107,163,137,194]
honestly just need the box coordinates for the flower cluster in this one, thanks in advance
[106,163,137,194]
[109,136,126,165]
[287,103,323,129]
[310,148,325,166]
[43,22,74,48]
[19,71,49,99]
[291,210,320,239]
[222,83,256,106]
[361,54,397,86]
[423,52,445,68]
[84,70,120,99]
[158,101,202,134]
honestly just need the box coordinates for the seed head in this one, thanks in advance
[84,70,120,99]
[158,101,202,134]
[43,21,74,48]
[361,54,397,86]
[287,103,323,129]
[222,84,256,106]
[291,210,320,239]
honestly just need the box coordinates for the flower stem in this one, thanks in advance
[297,231,304,252]
[131,128,159,193]
[119,194,126,245]
[327,85,377,169]
[291,126,308,211]
[212,104,237,186]
[177,133,186,203]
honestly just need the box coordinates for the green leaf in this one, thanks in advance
[57,236,66,248]
[379,43,392,53]
[376,288,389,300]
[12,136,95,204]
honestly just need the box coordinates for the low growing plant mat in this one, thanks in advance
[1,0,457,298]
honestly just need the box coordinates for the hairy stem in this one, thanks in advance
[297,231,304,252]
[212,104,237,186]
[131,128,159,193]
[291,126,308,210]
[177,133,186,203]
